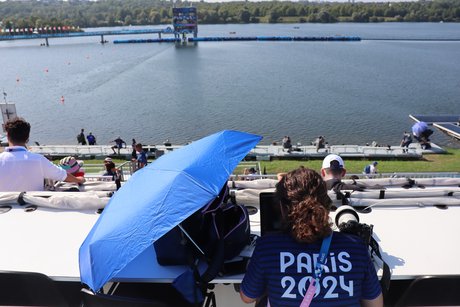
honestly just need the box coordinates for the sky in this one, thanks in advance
[321,0,418,2]
[0,0,420,2]
[197,0,419,2]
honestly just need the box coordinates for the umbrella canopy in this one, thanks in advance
[79,130,262,291]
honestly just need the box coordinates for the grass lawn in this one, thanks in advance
[257,148,460,174]
[75,149,460,175]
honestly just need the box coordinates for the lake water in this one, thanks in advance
[1,23,459,147]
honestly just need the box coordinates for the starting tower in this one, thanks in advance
[172,7,198,41]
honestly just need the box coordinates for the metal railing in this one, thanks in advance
[84,160,135,182]
[229,172,460,181]
[348,172,460,179]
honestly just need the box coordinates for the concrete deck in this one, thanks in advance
[20,142,446,160]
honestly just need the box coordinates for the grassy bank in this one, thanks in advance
[81,148,460,175]
[257,148,460,175]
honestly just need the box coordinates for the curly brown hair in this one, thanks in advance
[5,117,30,144]
[275,167,332,243]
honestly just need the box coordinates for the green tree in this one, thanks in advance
[268,8,281,23]
[239,10,251,23]
[124,15,132,25]
[0,0,459,28]
[317,10,335,23]
[352,11,369,22]
[298,7,306,17]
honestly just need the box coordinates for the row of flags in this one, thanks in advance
[1,26,80,34]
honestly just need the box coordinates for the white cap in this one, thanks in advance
[322,154,344,170]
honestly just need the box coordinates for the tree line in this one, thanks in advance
[0,0,459,30]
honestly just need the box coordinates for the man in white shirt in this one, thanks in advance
[0,117,85,192]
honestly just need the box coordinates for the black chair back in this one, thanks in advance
[0,270,69,306]
[81,288,174,307]
[395,276,460,306]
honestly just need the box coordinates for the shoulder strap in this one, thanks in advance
[369,237,391,298]
[299,233,333,307]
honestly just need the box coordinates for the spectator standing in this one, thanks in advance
[131,139,137,160]
[87,132,96,145]
[111,136,126,155]
[135,143,148,169]
[77,128,87,145]
[0,117,85,191]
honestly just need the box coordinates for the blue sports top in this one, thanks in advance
[241,231,381,307]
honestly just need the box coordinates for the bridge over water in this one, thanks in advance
[0,27,174,46]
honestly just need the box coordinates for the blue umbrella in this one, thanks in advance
[79,130,262,291]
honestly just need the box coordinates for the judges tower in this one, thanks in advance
[173,7,198,42]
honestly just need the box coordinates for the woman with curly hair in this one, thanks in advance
[240,167,383,307]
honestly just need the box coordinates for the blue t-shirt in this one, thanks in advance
[137,151,147,165]
[241,232,381,307]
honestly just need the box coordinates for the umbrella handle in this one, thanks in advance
[200,240,225,283]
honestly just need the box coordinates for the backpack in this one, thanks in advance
[364,165,371,174]
[153,183,250,301]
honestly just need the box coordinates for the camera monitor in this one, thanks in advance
[259,192,283,236]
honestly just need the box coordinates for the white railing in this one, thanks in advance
[354,172,460,179]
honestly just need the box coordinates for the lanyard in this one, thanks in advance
[299,233,333,307]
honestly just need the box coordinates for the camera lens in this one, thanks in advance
[335,205,359,228]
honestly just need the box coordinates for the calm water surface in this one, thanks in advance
[0,23,459,147]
